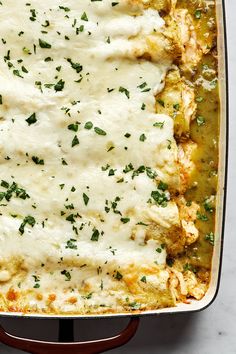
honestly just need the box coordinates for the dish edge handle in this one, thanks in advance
[0,317,140,354]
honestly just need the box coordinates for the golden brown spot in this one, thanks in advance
[48,294,56,302]
[68,296,77,304]
[6,289,18,302]
[36,293,43,301]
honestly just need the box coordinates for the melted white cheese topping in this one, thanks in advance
[0,0,180,313]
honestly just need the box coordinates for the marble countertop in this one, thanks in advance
[1,1,235,353]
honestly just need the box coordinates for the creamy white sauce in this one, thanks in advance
[0,0,180,312]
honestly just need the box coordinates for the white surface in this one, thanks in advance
[0,1,236,353]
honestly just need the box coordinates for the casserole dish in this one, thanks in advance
[0,0,228,352]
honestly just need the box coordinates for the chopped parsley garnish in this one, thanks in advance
[173,103,180,111]
[197,212,208,221]
[141,103,146,111]
[66,239,77,250]
[67,58,83,73]
[204,199,214,213]
[19,215,36,235]
[94,127,106,136]
[32,275,40,282]
[82,292,93,299]
[13,70,23,78]
[84,121,93,130]
[101,164,110,171]
[23,47,31,54]
[32,156,44,165]
[114,271,123,280]
[137,82,151,92]
[0,181,30,202]
[195,9,202,19]
[119,86,130,99]
[151,190,169,207]
[42,20,50,27]
[139,133,147,142]
[91,228,100,241]
[26,113,37,125]
[140,276,147,283]
[183,263,197,273]
[1,180,9,188]
[77,25,84,34]
[72,135,80,147]
[83,193,89,206]
[197,116,206,126]
[120,217,130,224]
[108,168,116,176]
[61,158,68,165]
[123,163,134,173]
[205,232,215,245]
[32,275,40,288]
[66,214,76,223]
[131,166,157,180]
[158,181,168,191]
[54,79,65,92]
[157,99,165,107]
[39,38,52,48]
[129,302,140,310]
[59,6,70,12]
[153,121,164,129]
[196,96,204,103]
[166,257,174,267]
[61,270,71,281]
[68,123,79,132]
[81,12,88,21]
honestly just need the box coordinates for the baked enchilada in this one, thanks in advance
[0,0,219,314]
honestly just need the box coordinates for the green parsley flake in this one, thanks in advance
[119,86,130,99]
[139,134,146,142]
[68,123,79,132]
[114,271,123,280]
[26,113,37,125]
[81,12,88,21]
[197,116,206,126]
[195,9,202,19]
[91,228,100,241]
[84,121,93,130]
[72,135,80,147]
[83,193,89,206]
[94,127,106,136]
[39,38,52,48]
[205,232,215,245]
[66,239,77,250]
[153,122,164,129]
[67,58,83,73]
[54,79,65,92]
[19,215,36,235]
[197,212,208,221]
[120,217,130,224]
[61,270,71,281]
[32,156,44,165]
[151,190,169,207]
